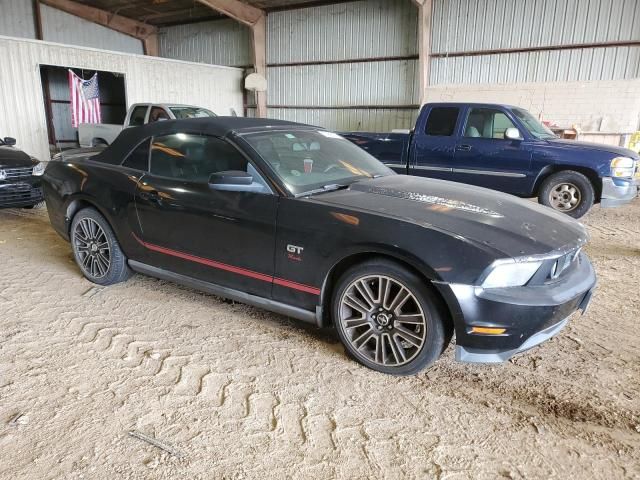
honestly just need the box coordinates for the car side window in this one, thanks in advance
[148,107,170,123]
[425,107,459,136]
[149,133,248,182]
[129,106,148,127]
[122,138,151,171]
[464,108,517,139]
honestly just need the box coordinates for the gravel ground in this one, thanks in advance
[0,200,638,479]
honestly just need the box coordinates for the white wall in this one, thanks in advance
[0,36,244,161]
[424,79,640,133]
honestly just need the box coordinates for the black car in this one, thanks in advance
[42,117,596,375]
[0,137,45,208]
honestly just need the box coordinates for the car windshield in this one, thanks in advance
[512,108,557,139]
[169,107,216,119]
[243,129,394,196]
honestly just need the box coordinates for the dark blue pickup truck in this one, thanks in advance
[343,103,639,218]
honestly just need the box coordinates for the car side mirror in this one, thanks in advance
[504,128,522,141]
[3,137,16,146]
[208,170,270,194]
[210,170,253,186]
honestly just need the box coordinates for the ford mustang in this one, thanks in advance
[42,117,596,375]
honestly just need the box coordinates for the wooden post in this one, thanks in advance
[412,0,432,106]
[251,14,267,118]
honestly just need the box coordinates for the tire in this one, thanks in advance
[70,207,132,286]
[538,170,595,219]
[332,259,451,376]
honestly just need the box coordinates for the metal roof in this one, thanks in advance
[75,0,352,27]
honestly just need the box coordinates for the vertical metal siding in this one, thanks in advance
[266,0,419,132]
[430,46,640,85]
[268,0,418,63]
[249,107,419,132]
[268,60,418,106]
[40,5,143,55]
[432,0,640,53]
[158,19,251,67]
[0,0,36,39]
[0,36,244,161]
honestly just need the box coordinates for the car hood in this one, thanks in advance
[310,175,588,258]
[545,138,639,159]
[0,146,36,168]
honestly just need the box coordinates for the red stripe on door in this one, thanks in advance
[132,234,320,295]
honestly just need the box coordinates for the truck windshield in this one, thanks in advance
[512,108,557,139]
[243,129,394,196]
[169,107,216,119]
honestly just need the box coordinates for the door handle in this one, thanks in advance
[140,190,161,203]
[456,144,472,152]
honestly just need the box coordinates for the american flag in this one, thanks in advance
[68,70,102,128]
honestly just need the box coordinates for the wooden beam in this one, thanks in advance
[412,0,432,105]
[196,0,263,27]
[39,0,157,43]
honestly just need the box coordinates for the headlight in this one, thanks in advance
[610,157,635,178]
[32,162,45,176]
[480,260,543,289]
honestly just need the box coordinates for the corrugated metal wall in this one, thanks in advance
[0,36,244,161]
[266,0,419,131]
[40,4,144,55]
[0,0,36,39]
[430,0,640,85]
[159,19,251,67]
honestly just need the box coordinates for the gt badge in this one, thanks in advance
[287,244,304,262]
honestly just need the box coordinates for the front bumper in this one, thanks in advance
[436,252,596,363]
[600,176,638,208]
[0,181,43,208]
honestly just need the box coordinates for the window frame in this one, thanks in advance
[148,106,171,123]
[424,106,461,137]
[146,132,275,195]
[128,105,150,127]
[461,107,519,141]
[120,137,151,172]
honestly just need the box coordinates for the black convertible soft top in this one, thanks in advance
[95,116,317,165]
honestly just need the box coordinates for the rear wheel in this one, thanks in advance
[538,170,594,218]
[332,259,450,375]
[70,208,131,285]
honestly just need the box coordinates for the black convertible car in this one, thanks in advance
[42,117,596,375]
[0,137,45,208]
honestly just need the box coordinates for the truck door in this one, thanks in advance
[409,105,461,180]
[450,107,533,195]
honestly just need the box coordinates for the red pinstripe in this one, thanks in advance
[132,234,321,296]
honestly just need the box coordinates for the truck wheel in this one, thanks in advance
[538,171,594,218]
[70,208,132,285]
[332,259,451,376]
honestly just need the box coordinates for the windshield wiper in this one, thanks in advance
[296,183,350,197]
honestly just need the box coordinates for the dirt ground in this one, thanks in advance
[0,200,638,480]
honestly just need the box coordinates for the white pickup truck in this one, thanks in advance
[78,103,216,147]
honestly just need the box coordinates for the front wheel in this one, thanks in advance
[538,171,595,218]
[70,208,132,285]
[332,259,451,375]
